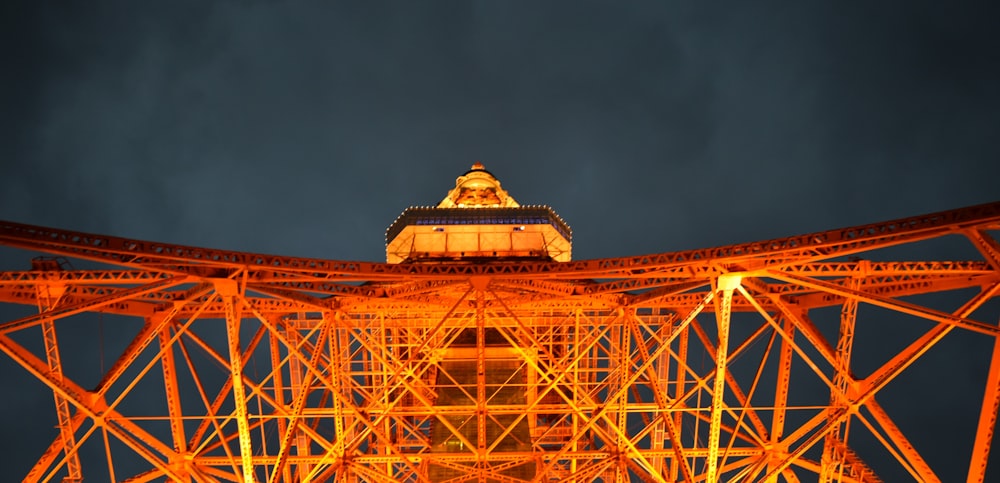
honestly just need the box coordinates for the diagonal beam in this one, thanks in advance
[965,230,1000,483]
[966,229,1000,272]
[24,284,212,482]
[0,333,185,480]
[861,283,1000,401]
[865,398,939,482]
[969,316,1000,483]
[217,279,256,483]
[766,270,1000,336]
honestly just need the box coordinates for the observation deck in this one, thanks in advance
[386,163,572,263]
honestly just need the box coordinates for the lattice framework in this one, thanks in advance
[1,201,999,482]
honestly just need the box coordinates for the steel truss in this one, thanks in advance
[1,201,999,482]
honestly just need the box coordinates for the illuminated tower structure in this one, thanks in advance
[385,162,571,481]
[0,164,999,482]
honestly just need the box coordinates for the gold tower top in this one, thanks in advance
[437,162,521,208]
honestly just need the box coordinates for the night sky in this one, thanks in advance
[1,2,999,481]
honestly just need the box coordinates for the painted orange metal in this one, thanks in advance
[0,199,998,481]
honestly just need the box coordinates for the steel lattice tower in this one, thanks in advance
[1,164,999,482]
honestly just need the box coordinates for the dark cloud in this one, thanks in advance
[1,1,998,480]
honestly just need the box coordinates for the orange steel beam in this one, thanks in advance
[820,272,861,483]
[706,277,735,482]
[971,323,1000,483]
[158,321,188,455]
[0,333,186,480]
[968,228,1000,483]
[0,201,997,279]
[38,309,83,483]
[4,264,991,317]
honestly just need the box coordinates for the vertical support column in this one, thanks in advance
[267,318,293,483]
[615,309,630,482]
[969,317,1000,483]
[526,343,539,450]
[602,313,620,483]
[670,318,689,481]
[289,318,313,480]
[470,276,491,483]
[217,278,256,483]
[706,274,739,482]
[820,272,862,482]
[358,316,373,473]
[652,312,669,475]
[378,311,395,479]
[328,312,348,465]
[600,313,621,483]
[42,320,82,480]
[476,289,487,482]
[571,309,582,478]
[36,283,83,483]
[157,315,188,457]
[966,229,1000,482]
[766,315,796,483]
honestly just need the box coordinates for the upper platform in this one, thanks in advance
[385,163,572,263]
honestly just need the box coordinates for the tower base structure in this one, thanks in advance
[0,167,999,481]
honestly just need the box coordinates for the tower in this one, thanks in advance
[0,164,999,482]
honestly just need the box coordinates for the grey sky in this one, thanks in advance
[1,1,998,480]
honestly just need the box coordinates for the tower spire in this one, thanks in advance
[437,162,520,208]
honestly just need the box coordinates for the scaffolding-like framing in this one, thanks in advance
[1,201,999,482]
